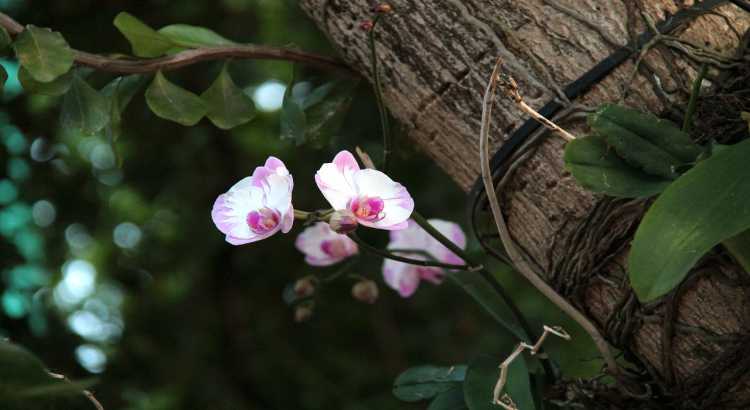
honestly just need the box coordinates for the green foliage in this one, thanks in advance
[0,339,94,408]
[60,74,110,135]
[629,139,750,301]
[449,271,526,341]
[463,354,535,410]
[280,86,306,145]
[12,25,74,82]
[588,104,701,179]
[281,80,358,145]
[201,65,256,130]
[102,75,147,162]
[114,12,174,58]
[158,24,235,48]
[428,388,468,410]
[114,12,235,57]
[19,66,73,96]
[145,71,207,126]
[392,365,467,402]
[564,135,672,198]
[0,26,10,51]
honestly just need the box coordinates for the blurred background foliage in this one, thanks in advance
[0,0,600,409]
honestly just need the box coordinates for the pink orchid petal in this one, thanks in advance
[295,221,358,266]
[315,152,360,210]
[382,259,421,297]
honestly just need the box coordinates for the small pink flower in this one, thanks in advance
[382,219,466,297]
[211,157,294,245]
[295,222,359,266]
[315,151,414,230]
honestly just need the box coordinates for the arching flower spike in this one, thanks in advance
[315,150,414,230]
[295,222,359,266]
[382,219,466,297]
[211,157,294,245]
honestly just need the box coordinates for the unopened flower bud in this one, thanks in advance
[294,275,317,298]
[374,3,392,13]
[329,210,358,234]
[294,304,314,322]
[352,280,379,304]
[360,20,374,31]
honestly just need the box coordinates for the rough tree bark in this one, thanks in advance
[301,0,750,408]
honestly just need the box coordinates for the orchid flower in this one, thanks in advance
[295,222,359,266]
[315,151,414,230]
[211,157,294,245]
[382,219,466,297]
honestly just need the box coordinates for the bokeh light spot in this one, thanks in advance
[113,222,142,249]
[75,344,107,374]
[252,81,286,112]
[54,259,96,307]
[0,179,18,205]
[32,200,56,227]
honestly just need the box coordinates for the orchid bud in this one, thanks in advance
[329,209,358,234]
[294,275,317,298]
[294,304,314,323]
[352,280,379,304]
[360,20,374,31]
[374,3,392,13]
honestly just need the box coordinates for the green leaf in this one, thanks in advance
[12,25,74,82]
[113,12,174,57]
[564,134,672,198]
[60,75,110,135]
[158,24,235,48]
[0,26,11,51]
[201,65,256,129]
[393,365,467,402]
[0,339,94,401]
[303,80,358,145]
[429,388,468,410]
[463,354,535,410]
[280,85,306,145]
[589,105,701,179]
[101,75,146,165]
[629,139,750,302]
[18,66,73,96]
[145,71,207,126]
[449,271,526,341]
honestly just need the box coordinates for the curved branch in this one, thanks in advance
[0,12,354,75]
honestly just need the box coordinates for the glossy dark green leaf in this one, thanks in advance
[0,26,10,51]
[12,25,74,82]
[113,12,174,57]
[18,66,73,96]
[0,340,95,406]
[145,71,207,126]
[201,65,256,129]
[448,272,526,341]
[280,85,306,145]
[303,80,358,145]
[464,355,535,410]
[429,388,468,410]
[629,139,750,302]
[60,75,110,135]
[158,24,235,48]
[564,134,672,198]
[393,365,467,402]
[589,105,701,179]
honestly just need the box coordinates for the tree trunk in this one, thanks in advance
[300,0,750,408]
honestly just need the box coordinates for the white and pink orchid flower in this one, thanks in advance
[382,219,466,297]
[315,151,414,230]
[211,157,294,245]
[295,221,359,266]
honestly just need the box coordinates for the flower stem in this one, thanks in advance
[348,232,471,270]
[368,15,392,172]
[682,64,708,133]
